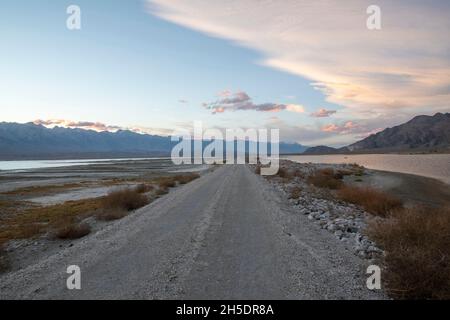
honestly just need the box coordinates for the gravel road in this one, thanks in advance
[0,165,383,299]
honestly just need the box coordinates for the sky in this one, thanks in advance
[1,0,449,147]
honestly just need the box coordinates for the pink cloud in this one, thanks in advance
[203,90,304,114]
[33,119,172,136]
[33,119,122,132]
[321,121,360,134]
[310,108,337,118]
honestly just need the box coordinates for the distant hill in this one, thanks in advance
[0,122,306,160]
[0,122,172,160]
[303,145,338,155]
[279,142,307,154]
[303,113,450,154]
[348,112,450,151]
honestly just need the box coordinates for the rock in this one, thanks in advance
[334,230,343,238]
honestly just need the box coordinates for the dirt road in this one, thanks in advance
[0,165,382,299]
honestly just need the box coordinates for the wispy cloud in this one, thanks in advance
[33,119,173,136]
[203,90,304,114]
[310,108,337,118]
[322,121,359,134]
[320,120,383,140]
[147,0,450,119]
[33,119,122,132]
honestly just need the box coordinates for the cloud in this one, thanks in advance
[146,0,450,119]
[322,121,360,134]
[320,120,384,140]
[33,119,122,132]
[33,119,175,137]
[178,99,189,104]
[310,108,337,118]
[203,90,304,114]
[218,89,232,97]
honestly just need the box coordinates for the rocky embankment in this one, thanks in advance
[265,160,382,261]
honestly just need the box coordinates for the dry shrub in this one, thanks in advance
[293,169,305,179]
[158,178,177,189]
[102,188,149,211]
[55,222,91,240]
[307,168,343,189]
[156,173,199,189]
[336,169,353,177]
[337,186,402,217]
[289,186,302,199]
[349,163,365,176]
[135,184,154,194]
[368,206,450,299]
[155,188,169,196]
[277,168,292,179]
[96,209,128,221]
[0,198,102,245]
[175,173,200,184]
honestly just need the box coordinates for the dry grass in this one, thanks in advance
[155,173,200,189]
[135,184,154,194]
[289,186,302,199]
[0,188,147,245]
[307,168,343,189]
[367,206,450,299]
[96,209,128,221]
[174,173,200,184]
[155,188,169,196]
[101,188,149,211]
[335,169,353,177]
[0,198,102,245]
[349,163,365,176]
[0,173,200,247]
[336,185,403,217]
[0,199,23,216]
[292,169,305,179]
[54,222,91,240]
[277,167,292,179]
[158,178,177,189]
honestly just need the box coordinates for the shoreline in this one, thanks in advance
[284,153,450,185]
[349,169,450,208]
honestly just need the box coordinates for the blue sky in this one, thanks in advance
[1,0,449,146]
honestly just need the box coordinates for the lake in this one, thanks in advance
[0,157,169,172]
[1,154,449,185]
[284,154,450,185]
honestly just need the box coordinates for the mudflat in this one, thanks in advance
[346,169,450,208]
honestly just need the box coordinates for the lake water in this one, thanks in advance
[1,154,449,185]
[0,158,168,172]
[284,154,450,185]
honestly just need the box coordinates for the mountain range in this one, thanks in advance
[1,112,448,160]
[0,122,307,160]
[303,112,450,154]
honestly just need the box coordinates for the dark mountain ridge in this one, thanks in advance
[348,112,450,151]
[303,112,450,154]
[0,122,307,160]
